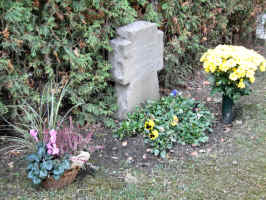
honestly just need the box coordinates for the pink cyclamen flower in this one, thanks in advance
[46,142,52,149]
[52,146,59,155]
[47,142,59,155]
[29,129,38,142]
[50,135,56,144]
[46,130,59,155]
[49,129,57,137]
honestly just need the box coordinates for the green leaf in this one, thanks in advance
[53,175,61,180]
[62,160,70,170]
[199,136,208,143]
[44,160,53,170]
[39,168,48,179]
[160,150,167,158]
[53,166,64,175]
[27,170,34,179]
[33,176,41,184]
[27,163,33,171]
[154,149,160,156]
[37,146,46,158]
[161,3,168,10]
[26,154,40,162]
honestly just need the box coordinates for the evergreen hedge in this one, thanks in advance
[0,0,264,126]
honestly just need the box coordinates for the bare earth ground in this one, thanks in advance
[0,43,265,200]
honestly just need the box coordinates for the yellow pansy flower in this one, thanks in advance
[144,120,155,131]
[149,130,159,140]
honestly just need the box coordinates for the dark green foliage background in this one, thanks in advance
[0,0,264,126]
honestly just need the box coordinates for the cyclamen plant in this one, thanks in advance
[27,123,94,185]
[26,130,70,184]
[24,82,95,186]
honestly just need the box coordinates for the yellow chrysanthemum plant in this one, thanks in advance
[200,45,266,123]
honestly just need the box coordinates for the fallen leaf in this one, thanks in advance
[206,97,212,102]
[8,150,21,157]
[122,141,128,147]
[146,148,152,152]
[203,81,210,86]
[8,162,14,169]
[232,160,238,165]
[112,147,118,151]
[199,149,206,153]
[201,37,207,42]
[74,48,80,57]
[224,127,231,133]
[191,151,198,157]
[127,157,133,162]
[125,173,138,184]
[235,120,243,125]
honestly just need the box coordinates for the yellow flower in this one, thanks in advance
[203,62,210,73]
[249,76,255,83]
[171,115,179,126]
[229,72,238,81]
[209,63,216,73]
[200,52,207,62]
[149,130,159,140]
[173,115,179,122]
[259,62,266,72]
[237,79,245,88]
[171,121,178,126]
[245,70,255,78]
[144,120,155,131]
[235,68,246,78]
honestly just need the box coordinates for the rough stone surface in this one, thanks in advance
[256,13,266,40]
[109,21,164,119]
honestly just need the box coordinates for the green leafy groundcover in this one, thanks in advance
[115,95,214,158]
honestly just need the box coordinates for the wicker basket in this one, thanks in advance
[42,166,80,189]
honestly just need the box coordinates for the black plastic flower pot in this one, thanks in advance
[222,95,234,124]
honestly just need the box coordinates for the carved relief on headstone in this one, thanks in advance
[256,13,266,40]
[109,21,164,119]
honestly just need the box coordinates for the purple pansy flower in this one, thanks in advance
[170,89,182,97]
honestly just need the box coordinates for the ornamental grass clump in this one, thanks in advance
[115,95,213,158]
[200,45,266,101]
